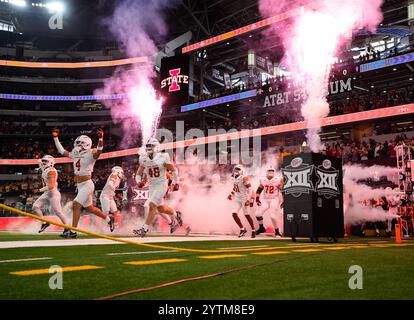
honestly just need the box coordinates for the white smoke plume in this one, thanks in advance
[259,0,383,151]
[96,0,177,147]
[343,164,400,224]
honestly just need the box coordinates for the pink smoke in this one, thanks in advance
[96,0,176,147]
[259,0,383,151]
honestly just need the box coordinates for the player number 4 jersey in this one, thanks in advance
[69,149,96,176]
[260,176,281,199]
[140,153,171,185]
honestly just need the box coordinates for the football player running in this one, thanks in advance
[255,166,283,237]
[99,166,125,227]
[133,138,183,237]
[32,155,69,235]
[53,128,114,238]
[227,165,256,238]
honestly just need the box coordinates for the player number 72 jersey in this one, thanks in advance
[260,177,281,199]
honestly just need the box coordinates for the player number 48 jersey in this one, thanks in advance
[140,153,170,185]
[260,176,281,199]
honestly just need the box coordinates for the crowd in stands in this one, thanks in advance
[1,132,412,199]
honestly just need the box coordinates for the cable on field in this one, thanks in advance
[95,251,330,300]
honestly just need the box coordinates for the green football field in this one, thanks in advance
[0,232,413,300]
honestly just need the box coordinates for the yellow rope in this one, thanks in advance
[0,203,356,253]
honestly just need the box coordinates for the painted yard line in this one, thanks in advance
[10,265,103,276]
[0,257,52,264]
[217,245,270,250]
[368,240,389,244]
[198,254,246,259]
[349,245,370,249]
[322,247,349,251]
[124,258,187,266]
[107,250,176,256]
[252,251,288,255]
[292,249,324,253]
[287,243,322,246]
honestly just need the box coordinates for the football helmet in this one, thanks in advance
[145,138,160,156]
[38,155,55,170]
[233,164,244,177]
[266,166,276,178]
[74,135,92,151]
[112,166,124,179]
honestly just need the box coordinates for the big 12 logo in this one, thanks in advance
[282,157,314,197]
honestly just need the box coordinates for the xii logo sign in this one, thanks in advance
[282,157,340,198]
[316,159,339,198]
[282,157,314,197]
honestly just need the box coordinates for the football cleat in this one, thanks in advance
[108,215,115,232]
[255,225,266,235]
[175,211,183,226]
[60,230,77,239]
[133,227,148,238]
[170,221,179,234]
[38,222,50,233]
[275,229,283,237]
[251,231,256,238]
[238,228,247,238]
[185,226,191,236]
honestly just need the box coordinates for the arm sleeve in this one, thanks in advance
[54,137,66,155]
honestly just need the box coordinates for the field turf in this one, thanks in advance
[0,232,413,300]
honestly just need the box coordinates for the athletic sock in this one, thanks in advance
[142,223,149,231]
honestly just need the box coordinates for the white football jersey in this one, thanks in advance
[69,149,96,176]
[232,175,251,200]
[102,174,121,197]
[41,167,58,190]
[140,152,170,186]
[259,176,281,199]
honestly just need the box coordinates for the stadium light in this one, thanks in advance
[1,0,27,7]
[31,1,64,12]
[46,1,64,12]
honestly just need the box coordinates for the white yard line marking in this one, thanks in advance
[0,257,52,264]
[217,245,270,250]
[106,250,176,256]
[0,235,275,249]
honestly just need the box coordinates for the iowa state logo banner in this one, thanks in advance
[160,55,190,107]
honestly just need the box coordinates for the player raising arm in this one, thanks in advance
[52,128,114,238]
[133,138,183,237]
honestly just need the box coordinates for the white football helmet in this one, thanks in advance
[74,135,92,151]
[39,155,55,170]
[233,164,244,177]
[145,138,160,156]
[266,166,276,178]
[112,166,124,179]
